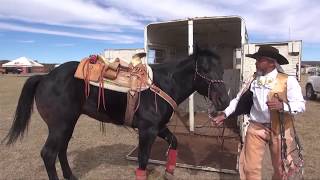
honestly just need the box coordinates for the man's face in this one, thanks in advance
[255,57,275,75]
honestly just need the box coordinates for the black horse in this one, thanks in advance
[3,48,229,180]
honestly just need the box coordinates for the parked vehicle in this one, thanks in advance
[4,67,23,74]
[306,69,320,100]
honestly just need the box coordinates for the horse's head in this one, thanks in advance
[192,47,230,114]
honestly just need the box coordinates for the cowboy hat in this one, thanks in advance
[246,45,289,65]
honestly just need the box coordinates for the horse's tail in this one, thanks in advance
[2,75,43,145]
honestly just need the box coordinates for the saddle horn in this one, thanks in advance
[132,52,147,66]
[133,52,146,59]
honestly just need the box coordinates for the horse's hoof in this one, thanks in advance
[163,171,175,180]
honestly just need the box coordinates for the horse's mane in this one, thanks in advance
[194,48,221,63]
[150,58,188,72]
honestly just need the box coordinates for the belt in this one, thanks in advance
[249,120,271,129]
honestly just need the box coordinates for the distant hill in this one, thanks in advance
[301,61,320,66]
[0,60,10,65]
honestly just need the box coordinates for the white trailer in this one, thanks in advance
[127,16,246,174]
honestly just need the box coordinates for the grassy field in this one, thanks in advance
[0,74,319,180]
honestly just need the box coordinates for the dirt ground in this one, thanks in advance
[0,74,319,180]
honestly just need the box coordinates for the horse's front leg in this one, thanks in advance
[158,127,178,176]
[136,125,158,180]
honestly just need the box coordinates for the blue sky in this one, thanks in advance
[0,0,319,64]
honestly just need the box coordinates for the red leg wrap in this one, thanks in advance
[135,168,147,180]
[166,149,177,174]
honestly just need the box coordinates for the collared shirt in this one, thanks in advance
[224,69,305,123]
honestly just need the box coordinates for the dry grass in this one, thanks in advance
[0,74,319,180]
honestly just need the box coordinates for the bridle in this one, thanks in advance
[194,61,225,102]
[194,61,224,83]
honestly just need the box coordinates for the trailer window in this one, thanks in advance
[148,49,166,63]
[147,50,156,64]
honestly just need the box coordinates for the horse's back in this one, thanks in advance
[37,61,83,95]
[49,61,80,77]
[35,61,85,123]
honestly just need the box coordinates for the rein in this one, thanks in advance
[274,93,304,179]
[274,93,289,175]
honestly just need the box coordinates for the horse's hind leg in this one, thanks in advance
[41,119,78,180]
[136,127,158,180]
[41,129,62,180]
[58,120,78,180]
[158,127,178,175]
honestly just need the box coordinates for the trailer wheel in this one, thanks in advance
[306,84,317,100]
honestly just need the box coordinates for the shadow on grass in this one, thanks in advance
[71,143,135,178]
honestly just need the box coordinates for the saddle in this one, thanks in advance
[74,53,151,94]
[74,53,153,126]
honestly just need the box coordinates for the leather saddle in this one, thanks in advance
[74,53,152,93]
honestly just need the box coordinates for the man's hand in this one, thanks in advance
[211,112,226,126]
[266,99,284,111]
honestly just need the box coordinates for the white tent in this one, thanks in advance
[2,57,44,67]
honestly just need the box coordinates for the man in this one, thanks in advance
[212,45,305,180]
